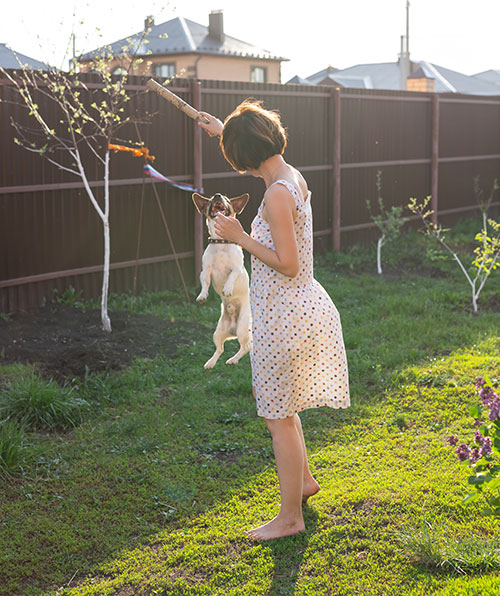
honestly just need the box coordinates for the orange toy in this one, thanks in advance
[108,144,155,161]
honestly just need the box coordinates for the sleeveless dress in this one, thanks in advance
[250,179,350,419]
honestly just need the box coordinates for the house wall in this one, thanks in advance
[80,54,281,83]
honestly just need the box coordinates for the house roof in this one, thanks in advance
[305,65,339,85]
[290,60,500,95]
[473,69,500,86]
[0,43,48,69]
[286,75,313,85]
[80,16,287,62]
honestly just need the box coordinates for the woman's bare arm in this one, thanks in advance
[197,111,223,137]
[214,185,299,278]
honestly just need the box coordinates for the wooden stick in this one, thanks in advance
[146,79,210,124]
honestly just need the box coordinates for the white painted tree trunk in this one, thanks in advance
[472,289,478,314]
[101,150,112,332]
[377,235,385,275]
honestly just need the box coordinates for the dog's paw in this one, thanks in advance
[222,285,234,297]
[204,359,216,369]
[225,356,240,365]
[196,292,208,303]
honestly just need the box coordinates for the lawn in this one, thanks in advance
[1,218,500,596]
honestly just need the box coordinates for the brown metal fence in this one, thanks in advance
[1,71,500,313]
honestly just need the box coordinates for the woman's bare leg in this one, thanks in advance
[244,416,305,540]
[294,414,320,500]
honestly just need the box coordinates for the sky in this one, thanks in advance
[2,0,499,82]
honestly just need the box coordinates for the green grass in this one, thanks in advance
[0,374,89,433]
[1,218,500,596]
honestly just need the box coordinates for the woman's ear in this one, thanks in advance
[192,193,210,214]
[229,193,250,214]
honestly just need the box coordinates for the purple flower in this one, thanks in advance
[474,430,485,445]
[474,418,484,427]
[475,377,486,390]
[480,386,495,405]
[470,448,481,464]
[489,398,500,422]
[447,435,459,446]
[480,437,492,457]
[455,443,471,462]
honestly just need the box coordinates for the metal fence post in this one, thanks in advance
[332,87,341,251]
[431,94,440,224]
[191,78,204,279]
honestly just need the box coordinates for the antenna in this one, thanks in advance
[406,0,410,58]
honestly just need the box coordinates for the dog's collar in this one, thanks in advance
[208,238,236,244]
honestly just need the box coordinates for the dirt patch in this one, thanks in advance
[0,304,208,383]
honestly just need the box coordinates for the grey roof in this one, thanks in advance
[419,61,500,95]
[291,60,500,95]
[318,74,373,89]
[305,65,339,85]
[311,61,403,91]
[286,75,313,85]
[473,69,500,86]
[0,43,48,69]
[80,16,287,62]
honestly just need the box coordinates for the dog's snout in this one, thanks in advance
[209,194,231,218]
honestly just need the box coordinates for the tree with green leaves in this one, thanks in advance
[473,174,499,234]
[409,196,500,313]
[366,170,408,275]
[0,31,156,331]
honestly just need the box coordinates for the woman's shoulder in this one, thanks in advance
[268,169,309,202]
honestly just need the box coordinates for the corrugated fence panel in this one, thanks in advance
[1,71,500,312]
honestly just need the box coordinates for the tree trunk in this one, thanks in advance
[101,151,112,332]
[472,286,478,314]
[377,235,385,275]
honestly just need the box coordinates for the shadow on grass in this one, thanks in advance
[266,506,319,596]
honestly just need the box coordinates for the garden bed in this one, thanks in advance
[0,303,207,382]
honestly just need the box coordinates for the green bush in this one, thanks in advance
[0,420,25,478]
[0,374,89,431]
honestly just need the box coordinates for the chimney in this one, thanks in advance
[209,10,224,42]
[407,67,435,92]
[144,15,154,30]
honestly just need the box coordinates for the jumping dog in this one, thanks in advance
[192,192,252,369]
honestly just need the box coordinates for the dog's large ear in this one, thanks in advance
[229,193,250,215]
[192,193,210,214]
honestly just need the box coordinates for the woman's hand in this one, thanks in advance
[214,214,246,244]
[198,111,223,137]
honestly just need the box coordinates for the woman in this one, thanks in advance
[199,100,350,541]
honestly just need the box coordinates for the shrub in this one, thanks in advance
[0,375,89,431]
[447,375,500,516]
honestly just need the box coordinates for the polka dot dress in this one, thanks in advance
[250,179,350,419]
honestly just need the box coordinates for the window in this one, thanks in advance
[251,66,267,83]
[154,63,176,79]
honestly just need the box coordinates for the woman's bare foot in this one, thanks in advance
[244,514,305,541]
[302,479,320,502]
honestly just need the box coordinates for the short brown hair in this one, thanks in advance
[220,99,287,172]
